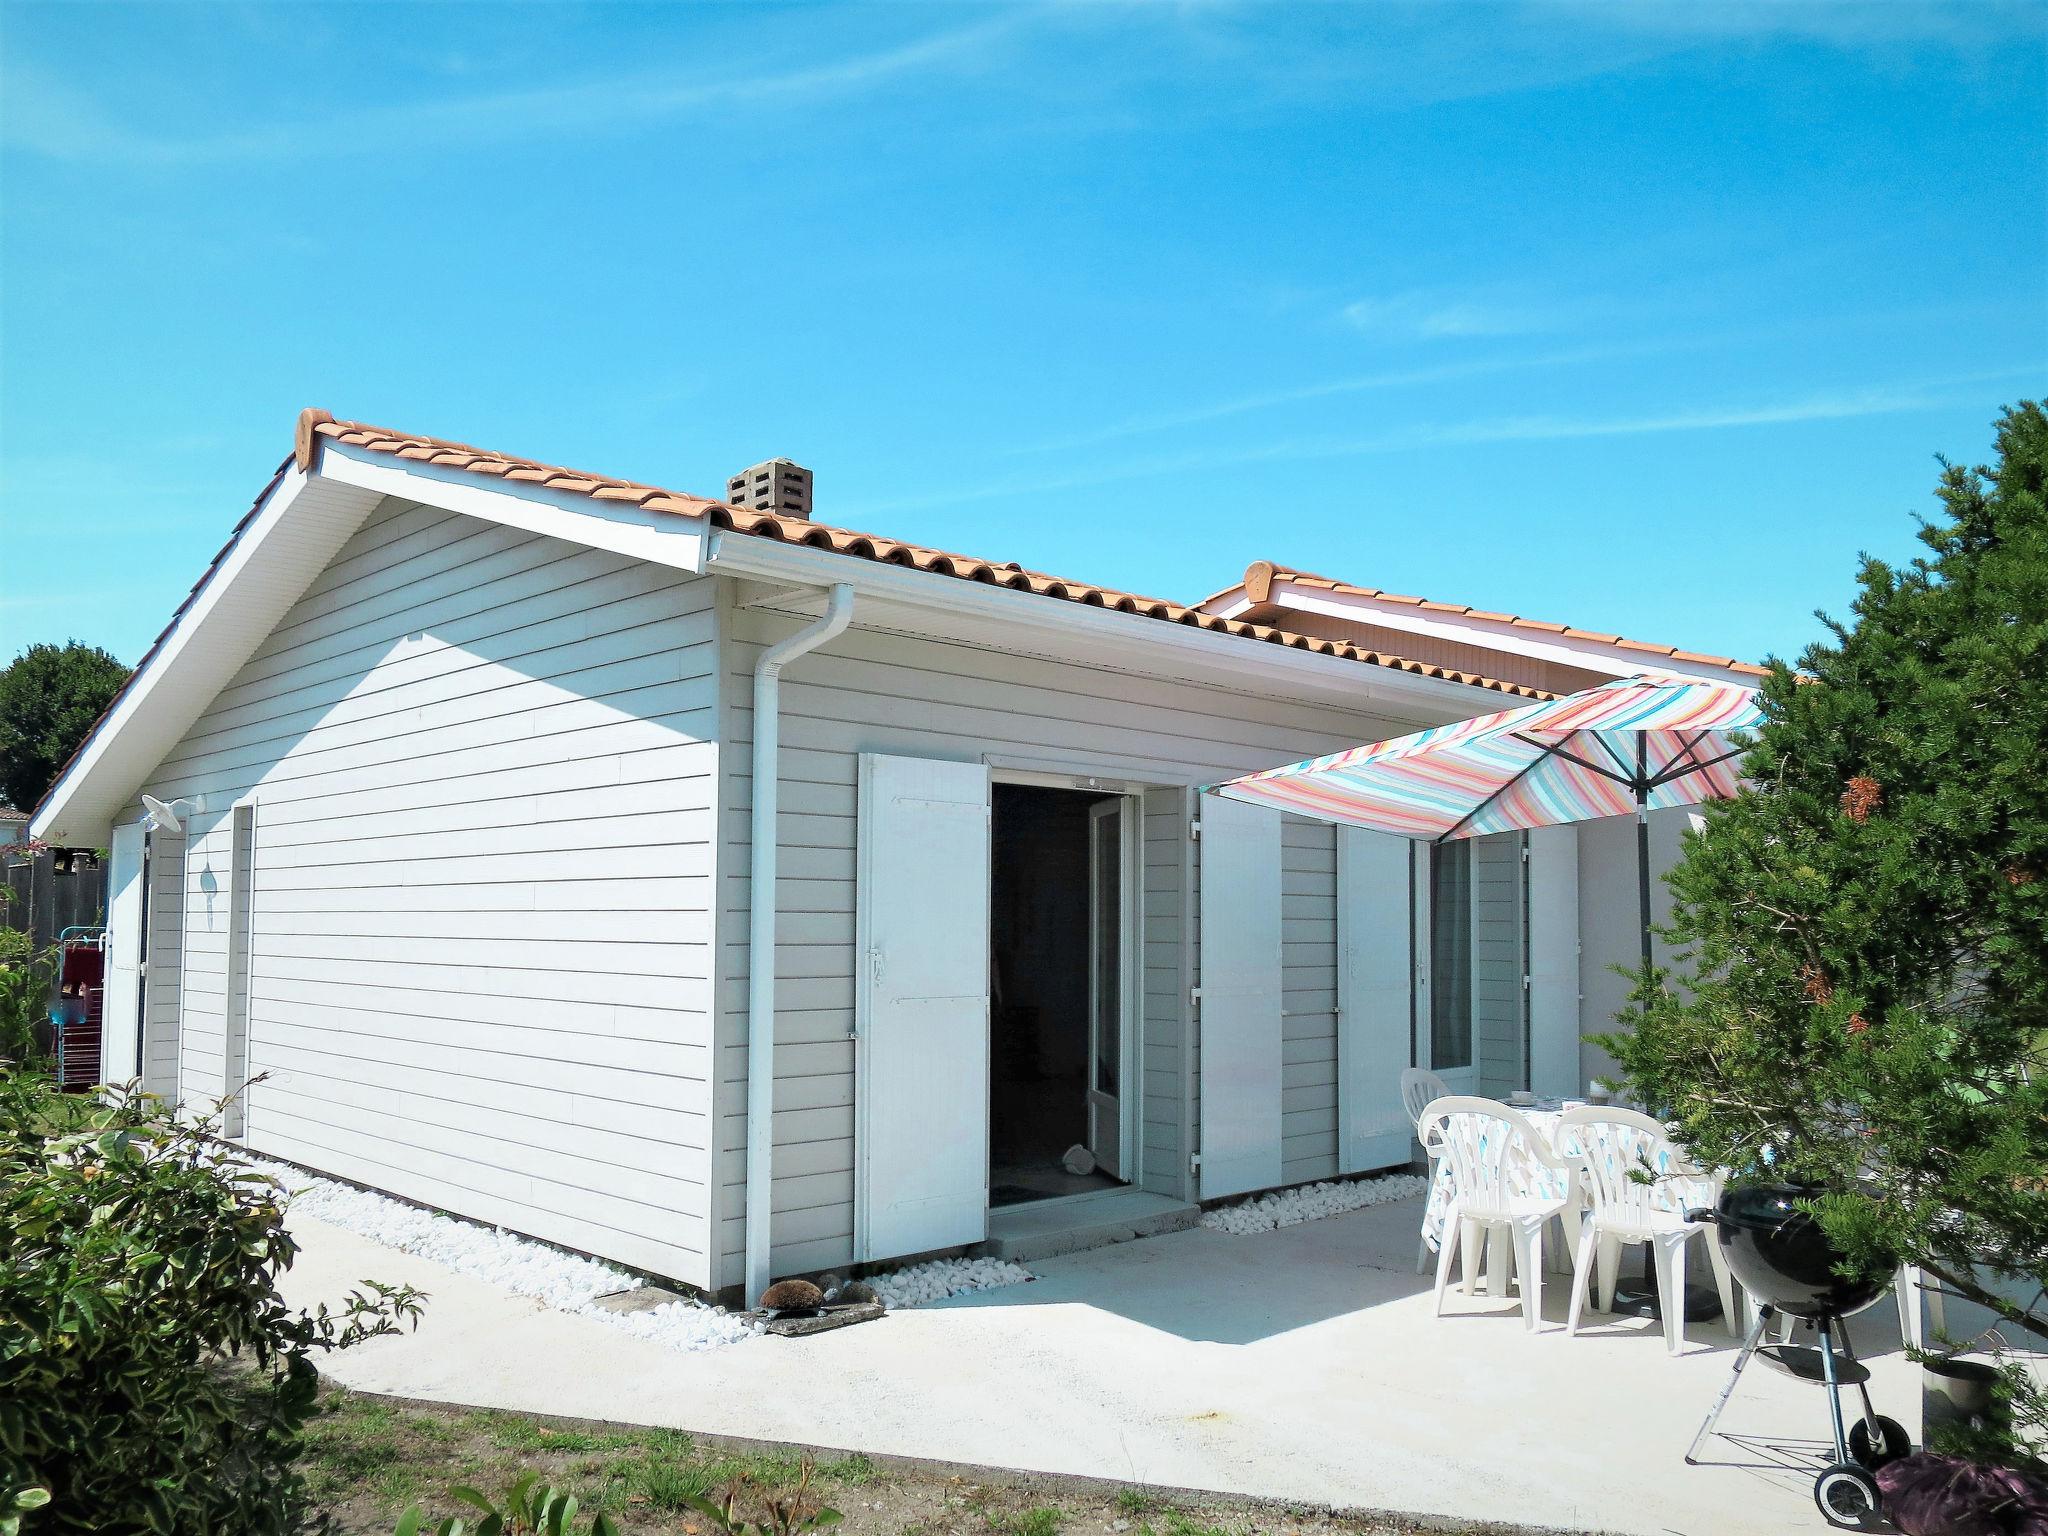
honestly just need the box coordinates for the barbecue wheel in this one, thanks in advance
[1847,1414,1911,1470]
[1814,1464,1883,1529]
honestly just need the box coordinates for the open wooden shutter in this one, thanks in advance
[101,822,146,1086]
[1197,794,1282,1199]
[854,753,992,1262]
[1336,826,1414,1172]
[1525,824,1582,1098]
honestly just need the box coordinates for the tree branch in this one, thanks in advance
[1918,1259,2048,1347]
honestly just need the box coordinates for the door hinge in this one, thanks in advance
[1189,1151,1202,1175]
[1189,984,1202,1015]
[1188,819,1201,841]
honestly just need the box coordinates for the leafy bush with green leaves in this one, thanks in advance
[0,640,131,814]
[0,930,53,1071]
[0,1073,424,1533]
[395,1472,620,1536]
[1601,404,2048,1321]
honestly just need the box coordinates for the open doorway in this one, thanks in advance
[989,782,1136,1207]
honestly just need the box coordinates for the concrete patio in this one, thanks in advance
[281,1194,1920,1536]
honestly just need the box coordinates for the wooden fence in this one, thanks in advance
[3,849,106,948]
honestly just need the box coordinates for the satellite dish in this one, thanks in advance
[141,795,185,834]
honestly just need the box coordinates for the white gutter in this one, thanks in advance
[744,582,855,1304]
[703,533,1506,722]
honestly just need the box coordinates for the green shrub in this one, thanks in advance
[0,930,52,1071]
[0,1073,423,1533]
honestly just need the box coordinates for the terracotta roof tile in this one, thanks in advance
[307,412,1549,699]
[1220,560,1768,680]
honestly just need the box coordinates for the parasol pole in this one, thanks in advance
[1636,736,1654,973]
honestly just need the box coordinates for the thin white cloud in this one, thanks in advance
[1010,340,1664,457]
[1,14,1029,164]
[1549,0,2046,49]
[844,369,2040,519]
[1340,290,1552,341]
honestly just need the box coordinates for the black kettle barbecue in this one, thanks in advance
[1686,1183,1910,1529]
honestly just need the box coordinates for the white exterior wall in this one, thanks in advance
[1575,807,1692,1093]
[715,606,1425,1289]
[127,495,721,1287]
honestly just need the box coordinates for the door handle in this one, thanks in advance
[868,946,885,981]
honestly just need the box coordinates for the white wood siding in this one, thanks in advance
[128,496,720,1287]
[715,609,1419,1286]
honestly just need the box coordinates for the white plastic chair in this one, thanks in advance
[1417,1095,1573,1331]
[1401,1066,1449,1126]
[1553,1106,1740,1355]
[1402,1067,1452,1272]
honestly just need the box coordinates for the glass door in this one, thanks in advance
[1427,840,1478,1092]
[1086,798,1126,1180]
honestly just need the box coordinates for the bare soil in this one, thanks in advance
[303,1388,1563,1536]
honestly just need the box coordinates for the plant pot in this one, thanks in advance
[1922,1356,2002,1434]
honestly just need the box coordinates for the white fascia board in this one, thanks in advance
[32,467,382,846]
[704,530,1507,720]
[1267,582,1754,686]
[317,441,712,575]
[1203,593,1258,621]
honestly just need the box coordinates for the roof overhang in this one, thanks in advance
[703,531,1496,720]
[316,440,713,576]
[33,446,718,849]
[35,417,1538,844]
[1206,572,1762,687]
[32,466,385,846]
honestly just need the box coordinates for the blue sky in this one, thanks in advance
[2,1,2042,670]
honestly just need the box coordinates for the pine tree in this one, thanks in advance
[1602,402,2047,1344]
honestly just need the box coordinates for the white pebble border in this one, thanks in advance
[1201,1172,1429,1235]
[866,1255,1032,1309]
[245,1156,757,1354]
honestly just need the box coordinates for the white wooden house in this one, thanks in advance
[32,411,1765,1302]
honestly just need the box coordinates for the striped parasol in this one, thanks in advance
[1213,675,1765,966]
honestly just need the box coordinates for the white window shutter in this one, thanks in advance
[1197,794,1282,1199]
[101,822,146,1086]
[854,753,992,1262]
[1526,824,1582,1099]
[1336,826,1415,1173]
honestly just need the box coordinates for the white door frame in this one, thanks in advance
[1084,794,1142,1186]
[1417,840,1481,1093]
[987,768,1145,1192]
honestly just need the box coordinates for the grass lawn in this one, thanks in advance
[303,1390,1493,1536]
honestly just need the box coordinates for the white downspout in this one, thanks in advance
[745,583,855,1305]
